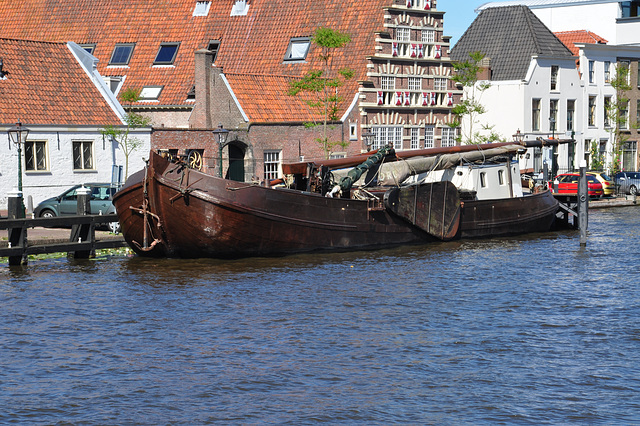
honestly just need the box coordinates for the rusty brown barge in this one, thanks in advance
[113,143,559,258]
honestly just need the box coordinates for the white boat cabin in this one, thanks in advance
[412,161,524,201]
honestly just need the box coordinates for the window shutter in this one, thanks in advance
[434,45,441,59]
[406,0,413,7]
[417,44,424,58]
[447,92,453,106]
[395,92,403,106]
[377,91,384,105]
[430,92,437,105]
[410,44,417,58]
[425,0,431,9]
[422,92,429,106]
[392,42,399,57]
[404,92,411,106]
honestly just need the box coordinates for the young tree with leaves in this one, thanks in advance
[101,87,152,180]
[605,62,633,175]
[451,51,503,144]
[288,27,354,159]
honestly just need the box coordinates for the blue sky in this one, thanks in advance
[439,0,489,45]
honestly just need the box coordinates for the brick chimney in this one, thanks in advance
[477,57,492,81]
[191,48,214,129]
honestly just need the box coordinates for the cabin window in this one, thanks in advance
[264,151,281,180]
[588,60,595,84]
[24,141,48,172]
[73,141,94,170]
[605,61,611,83]
[498,169,505,186]
[480,172,487,188]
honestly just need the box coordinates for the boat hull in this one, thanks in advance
[113,151,559,258]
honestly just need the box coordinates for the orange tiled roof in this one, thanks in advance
[554,30,607,56]
[0,0,390,122]
[0,38,123,126]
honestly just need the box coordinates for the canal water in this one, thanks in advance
[1,207,639,424]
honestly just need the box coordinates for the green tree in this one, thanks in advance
[288,27,354,159]
[606,62,633,175]
[451,51,496,145]
[101,87,152,180]
[589,140,605,171]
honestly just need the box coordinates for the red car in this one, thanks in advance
[552,173,603,197]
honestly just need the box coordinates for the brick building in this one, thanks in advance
[0,0,461,182]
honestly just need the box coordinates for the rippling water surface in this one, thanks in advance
[2,207,640,424]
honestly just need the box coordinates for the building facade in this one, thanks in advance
[0,0,461,183]
[0,40,150,210]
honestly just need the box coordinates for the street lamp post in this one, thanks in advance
[212,124,229,178]
[7,120,30,192]
[361,129,375,152]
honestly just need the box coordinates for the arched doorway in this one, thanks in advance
[227,143,245,182]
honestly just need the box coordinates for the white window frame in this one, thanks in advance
[139,86,164,101]
[396,26,410,42]
[372,126,403,150]
[193,1,212,16]
[434,77,447,91]
[410,128,420,150]
[264,150,281,180]
[73,140,94,171]
[441,127,456,147]
[425,126,434,148]
[381,75,396,90]
[24,140,49,172]
[284,38,310,62]
[550,65,559,91]
[421,29,435,44]
[408,76,422,91]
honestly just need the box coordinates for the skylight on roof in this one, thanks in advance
[154,43,180,65]
[193,1,211,17]
[139,86,163,101]
[284,38,310,62]
[231,0,250,16]
[109,43,135,66]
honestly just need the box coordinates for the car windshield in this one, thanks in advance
[600,173,611,180]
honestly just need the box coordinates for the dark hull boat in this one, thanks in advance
[113,144,559,258]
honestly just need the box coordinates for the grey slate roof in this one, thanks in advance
[450,5,574,81]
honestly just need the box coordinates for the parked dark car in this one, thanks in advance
[552,173,603,198]
[33,183,121,233]
[614,171,640,195]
